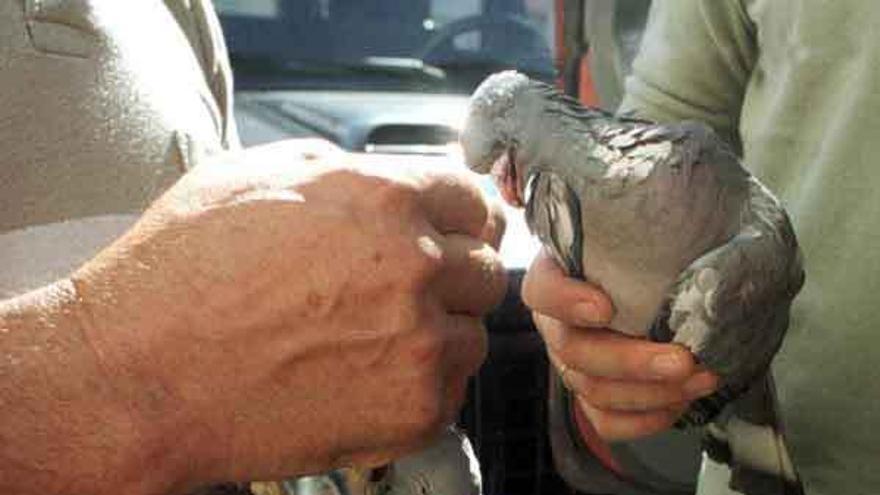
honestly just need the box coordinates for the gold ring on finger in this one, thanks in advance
[558,362,573,389]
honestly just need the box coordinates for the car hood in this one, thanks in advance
[235,90,469,152]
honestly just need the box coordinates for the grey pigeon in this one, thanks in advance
[460,71,805,492]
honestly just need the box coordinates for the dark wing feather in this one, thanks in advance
[669,178,804,426]
[524,171,585,279]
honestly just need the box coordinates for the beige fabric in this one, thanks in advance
[621,1,880,492]
[0,0,237,296]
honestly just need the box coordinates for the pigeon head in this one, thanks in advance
[461,71,605,208]
[460,71,530,170]
[460,71,533,206]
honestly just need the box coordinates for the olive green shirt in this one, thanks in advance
[621,1,880,493]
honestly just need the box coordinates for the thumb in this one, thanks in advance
[522,248,614,327]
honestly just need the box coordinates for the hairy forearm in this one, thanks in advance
[0,280,174,495]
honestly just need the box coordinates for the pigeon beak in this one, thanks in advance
[490,147,525,207]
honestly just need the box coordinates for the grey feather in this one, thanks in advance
[460,71,805,428]
[668,178,804,425]
[524,172,585,279]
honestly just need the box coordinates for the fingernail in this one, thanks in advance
[649,353,687,379]
[684,374,719,399]
[573,301,605,326]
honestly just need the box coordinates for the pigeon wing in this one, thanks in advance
[525,171,586,279]
[668,178,804,426]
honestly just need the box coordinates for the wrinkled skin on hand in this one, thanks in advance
[523,249,717,442]
[65,140,507,494]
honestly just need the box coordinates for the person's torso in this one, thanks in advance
[0,0,237,297]
[740,1,880,491]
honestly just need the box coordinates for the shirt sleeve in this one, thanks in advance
[619,0,758,153]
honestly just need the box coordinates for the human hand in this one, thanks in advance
[522,249,718,442]
[69,140,507,492]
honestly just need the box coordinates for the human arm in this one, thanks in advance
[620,0,756,149]
[0,140,507,495]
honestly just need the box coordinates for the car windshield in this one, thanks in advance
[215,0,557,92]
